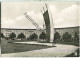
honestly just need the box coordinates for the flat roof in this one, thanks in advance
[1,26,79,30]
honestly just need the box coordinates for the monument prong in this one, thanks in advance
[42,3,54,43]
[43,7,45,13]
[45,3,48,10]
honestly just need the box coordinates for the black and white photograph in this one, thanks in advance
[1,1,80,57]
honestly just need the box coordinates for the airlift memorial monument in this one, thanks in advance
[42,4,54,42]
[24,4,54,43]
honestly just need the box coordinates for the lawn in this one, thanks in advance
[56,41,79,46]
[1,39,52,54]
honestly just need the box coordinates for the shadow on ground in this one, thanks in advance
[65,49,79,57]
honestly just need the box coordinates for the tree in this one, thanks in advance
[29,33,38,41]
[74,32,79,41]
[54,31,61,41]
[9,32,16,40]
[17,34,20,39]
[1,33,4,39]
[39,32,46,41]
[33,33,38,40]
[17,33,25,40]
[62,32,71,42]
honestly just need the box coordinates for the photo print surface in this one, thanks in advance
[1,1,80,57]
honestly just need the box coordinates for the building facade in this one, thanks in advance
[1,26,79,40]
[54,26,79,38]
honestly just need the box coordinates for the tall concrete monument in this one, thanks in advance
[24,4,54,43]
[42,4,54,42]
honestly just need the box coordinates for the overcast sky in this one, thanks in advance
[1,2,80,29]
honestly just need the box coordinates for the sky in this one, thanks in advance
[1,2,80,29]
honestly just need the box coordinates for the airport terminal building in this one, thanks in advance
[1,26,79,41]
